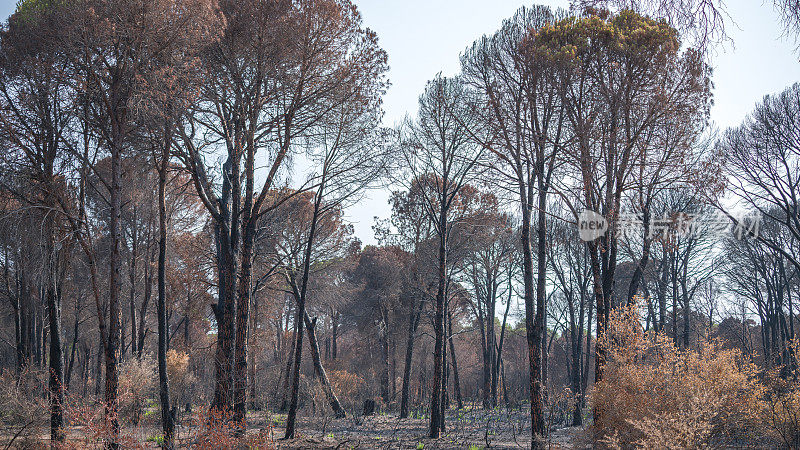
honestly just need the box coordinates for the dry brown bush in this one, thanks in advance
[118,356,157,426]
[592,300,774,449]
[328,369,365,412]
[167,349,197,410]
[760,342,800,448]
[0,367,48,446]
[0,367,48,427]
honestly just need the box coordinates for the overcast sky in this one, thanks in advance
[1,0,797,245]
[349,0,799,245]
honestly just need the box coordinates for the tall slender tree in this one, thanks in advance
[398,75,483,438]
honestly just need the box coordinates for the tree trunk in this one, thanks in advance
[157,139,175,448]
[521,185,545,448]
[627,206,651,303]
[234,133,258,424]
[487,284,497,409]
[428,211,447,438]
[284,180,325,439]
[129,211,137,360]
[65,294,81,389]
[331,312,338,360]
[400,299,421,418]
[447,312,463,409]
[105,93,124,447]
[137,240,153,357]
[479,310,490,409]
[380,326,390,405]
[495,278,512,406]
[46,281,64,442]
[304,313,346,418]
[210,156,238,416]
[279,324,296,412]
[233,218,253,424]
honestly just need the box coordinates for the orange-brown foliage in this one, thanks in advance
[591,299,799,449]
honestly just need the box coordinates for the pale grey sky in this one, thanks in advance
[2,0,797,245]
[349,0,799,245]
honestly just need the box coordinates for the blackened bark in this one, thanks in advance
[47,283,64,442]
[234,131,258,424]
[428,211,447,438]
[495,282,512,406]
[284,180,325,439]
[105,87,124,447]
[520,187,544,448]
[400,300,421,418]
[137,246,153,358]
[380,326,390,404]
[331,312,338,360]
[303,313,346,418]
[447,312,463,409]
[157,137,175,448]
[66,294,81,388]
[210,154,239,415]
[487,284,497,409]
[129,212,137,359]
[279,323,295,411]
[233,217,254,424]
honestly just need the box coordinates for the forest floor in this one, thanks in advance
[238,408,590,449]
[1,408,591,449]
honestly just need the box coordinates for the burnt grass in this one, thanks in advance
[252,407,589,449]
[0,406,589,448]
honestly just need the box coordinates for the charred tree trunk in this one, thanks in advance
[65,294,81,389]
[105,88,125,447]
[157,134,175,448]
[233,217,253,424]
[304,313,346,418]
[400,299,422,418]
[521,183,545,448]
[331,312,338,360]
[137,240,153,358]
[234,134,258,424]
[447,312,463,409]
[129,210,137,360]
[284,179,325,439]
[494,284,512,406]
[46,275,64,441]
[380,324,390,405]
[210,154,239,416]
[279,324,296,412]
[428,210,447,438]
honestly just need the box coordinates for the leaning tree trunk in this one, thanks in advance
[65,293,81,389]
[303,313,346,418]
[285,180,325,439]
